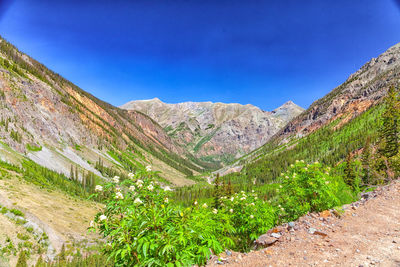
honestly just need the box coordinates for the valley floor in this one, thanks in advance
[208,180,400,267]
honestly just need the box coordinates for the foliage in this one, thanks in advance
[276,161,355,222]
[91,165,280,266]
[15,250,27,267]
[226,103,384,185]
[379,86,399,158]
[218,191,276,251]
[26,143,43,152]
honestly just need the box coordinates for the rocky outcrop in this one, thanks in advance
[278,42,400,141]
[121,99,304,162]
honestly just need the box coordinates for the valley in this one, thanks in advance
[0,34,399,267]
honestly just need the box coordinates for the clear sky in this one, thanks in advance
[0,0,400,110]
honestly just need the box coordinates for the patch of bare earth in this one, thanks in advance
[208,180,400,267]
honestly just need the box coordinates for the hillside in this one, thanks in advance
[224,42,400,183]
[120,98,304,165]
[0,36,201,186]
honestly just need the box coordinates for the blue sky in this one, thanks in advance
[0,0,400,110]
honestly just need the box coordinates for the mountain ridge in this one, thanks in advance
[120,98,304,164]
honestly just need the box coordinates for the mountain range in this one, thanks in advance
[121,98,303,165]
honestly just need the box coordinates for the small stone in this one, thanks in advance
[271,233,281,239]
[226,250,232,256]
[217,260,224,265]
[238,254,242,260]
[308,228,316,234]
[288,222,295,228]
[356,249,360,253]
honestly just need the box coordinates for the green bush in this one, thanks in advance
[10,209,24,217]
[276,161,355,222]
[92,166,278,266]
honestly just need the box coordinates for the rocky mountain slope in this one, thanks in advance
[279,42,400,141]
[234,41,400,172]
[121,99,304,164]
[0,36,200,185]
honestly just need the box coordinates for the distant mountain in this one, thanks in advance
[0,36,201,186]
[120,99,304,164]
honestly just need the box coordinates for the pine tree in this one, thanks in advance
[16,250,28,267]
[35,255,44,267]
[226,178,234,196]
[361,137,372,184]
[213,174,221,209]
[59,243,66,262]
[380,86,399,158]
[344,153,356,189]
[70,165,74,180]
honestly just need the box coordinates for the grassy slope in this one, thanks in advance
[0,169,100,266]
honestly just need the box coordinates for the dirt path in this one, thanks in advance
[208,180,400,267]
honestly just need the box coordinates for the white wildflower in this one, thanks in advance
[146,165,152,172]
[240,197,246,200]
[164,197,169,203]
[136,179,143,188]
[250,215,254,219]
[112,176,120,183]
[202,203,208,208]
[99,214,107,221]
[325,181,330,185]
[90,220,94,227]
[279,185,283,188]
[164,186,172,191]
[250,203,255,206]
[194,201,198,205]
[290,164,294,167]
[281,207,285,211]
[95,185,103,192]
[229,209,233,213]
[115,192,124,200]
[134,198,143,204]
[212,209,218,214]
[230,197,234,202]
[285,176,289,179]
[129,185,136,192]
[295,160,299,163]
[147,184,154,191]
[128,172,135,178]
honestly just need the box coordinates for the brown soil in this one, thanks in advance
[208,180,400,267]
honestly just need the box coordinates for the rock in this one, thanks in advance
[226,250,232,256]
[308,228,317,234]
[320,210,331,218]
[314,230,328,237]
[271,233,281,239]
[255,234,278,247]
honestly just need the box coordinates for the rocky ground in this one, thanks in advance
[208,179,400,267]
